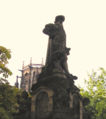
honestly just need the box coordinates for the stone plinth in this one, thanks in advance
[31,75,83,119]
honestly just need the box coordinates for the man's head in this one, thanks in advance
[55,15,65,24]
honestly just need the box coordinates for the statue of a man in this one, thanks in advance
[43,15,77,79]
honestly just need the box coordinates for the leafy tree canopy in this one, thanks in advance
[0,83,22,119]
[0,46,12,83]
[80,68,106,119]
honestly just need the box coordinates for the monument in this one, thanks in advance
[31,15,86,119]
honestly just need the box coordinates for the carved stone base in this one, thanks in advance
[31,76,82,119]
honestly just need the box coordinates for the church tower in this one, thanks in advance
[17,59,44,92]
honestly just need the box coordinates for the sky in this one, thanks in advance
[0,0,106,87]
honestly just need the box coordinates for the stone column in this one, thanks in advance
[80,100,83,119]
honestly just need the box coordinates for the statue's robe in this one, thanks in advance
[45,37,53,66]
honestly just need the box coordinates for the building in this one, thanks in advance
[15,60,44,92]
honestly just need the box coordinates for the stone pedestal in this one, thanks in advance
[31,75,83,119]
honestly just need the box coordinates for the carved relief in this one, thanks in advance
[36,92,49,118]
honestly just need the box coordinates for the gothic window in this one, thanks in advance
[26,85,29,92]
[32,71,37,84]
[24,72,29,81]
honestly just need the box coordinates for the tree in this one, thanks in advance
[0,107,10,119]
[0,83,21,119]
[0,45,17,119]
[80,68,106,119]
[0,83,31,119]
[15,91,31,119]
[0,46,12,83]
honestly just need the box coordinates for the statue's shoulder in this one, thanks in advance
[42,15,65,38]
[43,23,59,38]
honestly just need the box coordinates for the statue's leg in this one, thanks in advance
[61,54,69,74]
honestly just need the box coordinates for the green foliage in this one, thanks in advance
[0,82,31,119]
[0,83,21,119]
[0,46,12,83]
[14,91,31,119]
[80,68,106,119]
[17,91,31,113]
[0,46,14,118]
[0,107,10,119]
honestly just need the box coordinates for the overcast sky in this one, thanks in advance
[0,0,106,87]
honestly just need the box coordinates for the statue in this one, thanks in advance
[31,15,87,119]
[43,15,77,79]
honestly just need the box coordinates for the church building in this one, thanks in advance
[15,59,44,92]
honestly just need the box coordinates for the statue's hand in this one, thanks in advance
[65,47,71,55]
